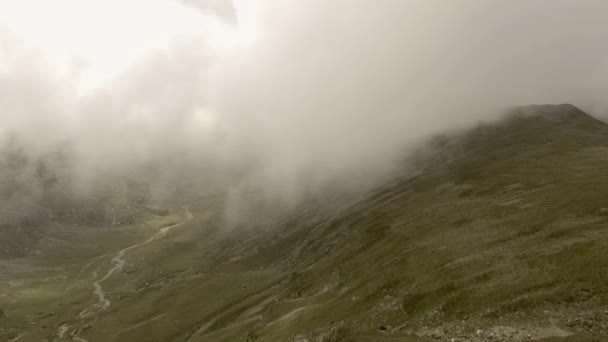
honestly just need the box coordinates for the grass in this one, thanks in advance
[4,105,608,341]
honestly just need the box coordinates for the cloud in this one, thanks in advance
[179,0,237,24]
[205,0,608,191]
[2,0,608,204]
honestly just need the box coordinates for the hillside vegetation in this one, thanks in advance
[2,104,608,341]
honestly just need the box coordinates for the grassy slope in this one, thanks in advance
[3,104,608,341]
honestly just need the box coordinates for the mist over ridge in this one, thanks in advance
[2,0,608,203]
[6,3,608,341]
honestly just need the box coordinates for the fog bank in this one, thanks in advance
[1,0,608,204]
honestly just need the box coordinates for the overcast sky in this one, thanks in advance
[1,0,608,196]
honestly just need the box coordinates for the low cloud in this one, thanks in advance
[2,0,608,207]
[179,0,237,24]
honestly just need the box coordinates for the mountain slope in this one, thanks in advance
[0,139,162,259]
[3,104,608,342]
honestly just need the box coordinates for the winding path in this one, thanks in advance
[79,208,193,318]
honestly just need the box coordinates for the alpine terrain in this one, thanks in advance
[2,104,608,342]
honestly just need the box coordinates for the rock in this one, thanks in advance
[293,335,310,342]
[122,264,137,274]
[245,330,258,341]
[34,311,55,319]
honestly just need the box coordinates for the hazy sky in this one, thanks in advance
[1,0,608,196]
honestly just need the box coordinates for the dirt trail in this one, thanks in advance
[79,208,193,318]
[118,314,166,335]
[7,334,23,342]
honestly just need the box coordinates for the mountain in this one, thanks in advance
[0,138,165,259]
[2,104,608,342]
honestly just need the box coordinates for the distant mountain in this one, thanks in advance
[0,139,156,258]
